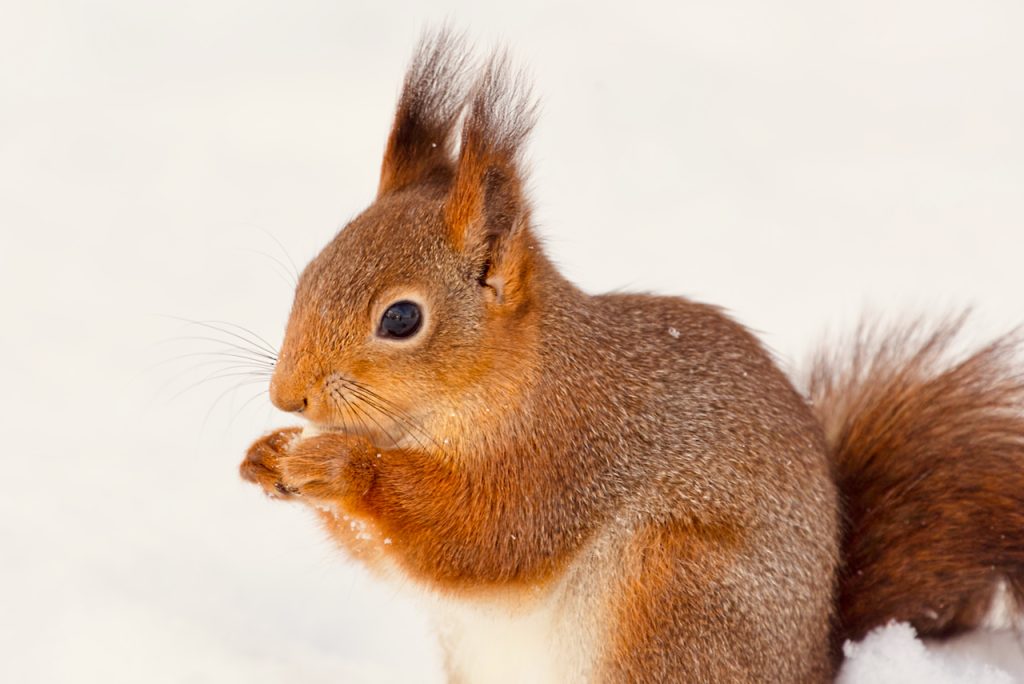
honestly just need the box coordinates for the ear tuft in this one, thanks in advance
[444,53,538,256]
[378,28,473,196]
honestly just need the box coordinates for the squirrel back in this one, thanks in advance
[240,30,1024,682]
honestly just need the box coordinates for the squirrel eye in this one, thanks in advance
[377,300,422,339]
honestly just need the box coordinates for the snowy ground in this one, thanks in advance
[4,1,1024,681]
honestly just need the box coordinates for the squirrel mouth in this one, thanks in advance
[301,422,345,438]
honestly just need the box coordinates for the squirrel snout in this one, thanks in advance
[274,395,307,413]
[269,374,307,414]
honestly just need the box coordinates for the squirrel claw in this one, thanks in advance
[274,481,299,496]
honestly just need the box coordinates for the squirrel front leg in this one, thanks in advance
[240,429,374,502]
[269,433,584,587]
[275,432,377,503]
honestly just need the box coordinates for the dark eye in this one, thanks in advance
[377,300,422,339]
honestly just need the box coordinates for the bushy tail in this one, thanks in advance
[807,315,1024,647]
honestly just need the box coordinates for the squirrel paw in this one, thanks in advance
[276,432,375,502]
[240,427,303,499]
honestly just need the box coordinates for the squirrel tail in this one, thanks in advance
[806,314,1024,648]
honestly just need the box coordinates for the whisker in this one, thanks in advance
[331,386,401,455]
[257,226,302,283]
[152,363,270,403]
[351,395,435,454]
[160,316,279,359]
[144,350,275,373]
[343,382,442,453]
[345,380,439,439]
[199,319,281,359]
[166,369,274,403]
[331,388,368,443]
[328,387,356,436]
[241,247,298,288]
[345,392,408,452]
[195,319,280,359]
[201,378,273,434]
[157,335,277,363]
[155,359,274,385]
[228,388,271,430]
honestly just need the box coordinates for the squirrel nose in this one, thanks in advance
[269,374,307,413]
[274,396,307,413]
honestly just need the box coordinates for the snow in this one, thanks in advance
[839,623,1023,684]
[4,0,1024,681]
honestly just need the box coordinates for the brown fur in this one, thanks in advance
[240,30,1024,682]
[377,31,470,197]
[808,316,1024,651]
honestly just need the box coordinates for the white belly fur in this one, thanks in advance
[433,589,569,684]
[390,536,612,684]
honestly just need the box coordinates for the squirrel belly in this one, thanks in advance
[239,29,1024,683]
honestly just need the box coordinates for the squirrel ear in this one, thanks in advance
[377,29,471,197]
[444,55,537,305]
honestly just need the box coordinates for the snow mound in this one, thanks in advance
[838,622,1018,684]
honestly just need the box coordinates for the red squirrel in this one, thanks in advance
[239,30,1024,682]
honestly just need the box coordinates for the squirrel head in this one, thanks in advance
[270,32,544,442]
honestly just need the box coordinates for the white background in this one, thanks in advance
[2,1,1023,681]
